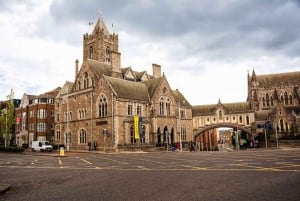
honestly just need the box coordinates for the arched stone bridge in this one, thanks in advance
[193,123,252,138]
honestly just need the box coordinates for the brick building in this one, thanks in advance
[54,16,193,151]
[14,88,59,147]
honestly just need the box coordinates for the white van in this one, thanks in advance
[31,141,53,152]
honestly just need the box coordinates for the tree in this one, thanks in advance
[1,89,15,147]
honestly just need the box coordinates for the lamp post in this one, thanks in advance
[275,123,278,147]
[165,130,168,152]
[2,108,8,148]
[178,101,182,152]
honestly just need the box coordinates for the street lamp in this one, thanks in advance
[178,101,182,152]
[2,108,8,147]
[166,130,168,152]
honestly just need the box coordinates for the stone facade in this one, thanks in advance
[192,70,300,144]
[248,70,300,138]
[54,16,193,151]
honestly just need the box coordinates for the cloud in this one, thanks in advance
[0,0,299,105]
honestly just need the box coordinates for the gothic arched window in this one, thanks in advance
[219,110,223,120]
[98,94,107,117]
[159,97,164,115]
[262,97,266,107]
[166,98,171,115]
[266,93,270,106]
[105,46,111,62]
[89,46,93,59]
[83,72,89,89]
[284,92,288,105]
[289,95,293,105]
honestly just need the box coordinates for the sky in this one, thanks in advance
[0,0,300,105]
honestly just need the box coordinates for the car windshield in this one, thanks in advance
[44,142,50,145]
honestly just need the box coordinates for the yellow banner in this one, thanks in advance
[134,116,139,140]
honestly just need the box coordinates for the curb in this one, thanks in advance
[0,184,11,195]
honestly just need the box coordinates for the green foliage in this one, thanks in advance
[0,145,25,152]
[1,89,15,147]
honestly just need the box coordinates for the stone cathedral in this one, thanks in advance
[54,16,193,150]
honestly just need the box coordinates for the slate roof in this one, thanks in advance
[143,77,162,99]
[172,89,191,107]
[254,71,300,87]
[88,59,112,77]
[104,75,149,101]
[192,101,252,116]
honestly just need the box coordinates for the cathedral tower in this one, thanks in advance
[83,16,121,77]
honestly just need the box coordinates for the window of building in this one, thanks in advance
[180,126,187,140]
[266,93,270,106]
[166,98,171,115]
[89,46,93,59]
[136,104,142,116]
[159,97,164,115]
[78,81,81,90]
[79,109,87,119]
[140,125,146,143]
[289,95,293,105]
[79,129,87,144]
[37,109,47,119]
[239,116,243,123]
[180,108,185,119]
[284,92,288,105]
[219,110,223,120]
[128,103,133,116]
[29,111,33,118]
[246,116,250,125]
[22,112,26,131]
[65,112,72,121]
[105,46,111,62]
[280,119,284,132]
[98,95,108,117]
[262,97,266,107]
[66,132,71,145]
[56,130,61,140]
[84,72,89,89]
[37,123,46,132]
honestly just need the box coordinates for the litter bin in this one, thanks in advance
[60,147,64,156]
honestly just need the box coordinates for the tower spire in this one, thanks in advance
[92,14,109,36]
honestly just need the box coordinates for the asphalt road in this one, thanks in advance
[0,149,299,201]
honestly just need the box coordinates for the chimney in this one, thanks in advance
[152,63,161,78]
[75,59,79,77]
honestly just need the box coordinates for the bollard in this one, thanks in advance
[60,147,64,156]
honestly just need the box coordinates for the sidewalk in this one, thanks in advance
[0,184,11,195]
